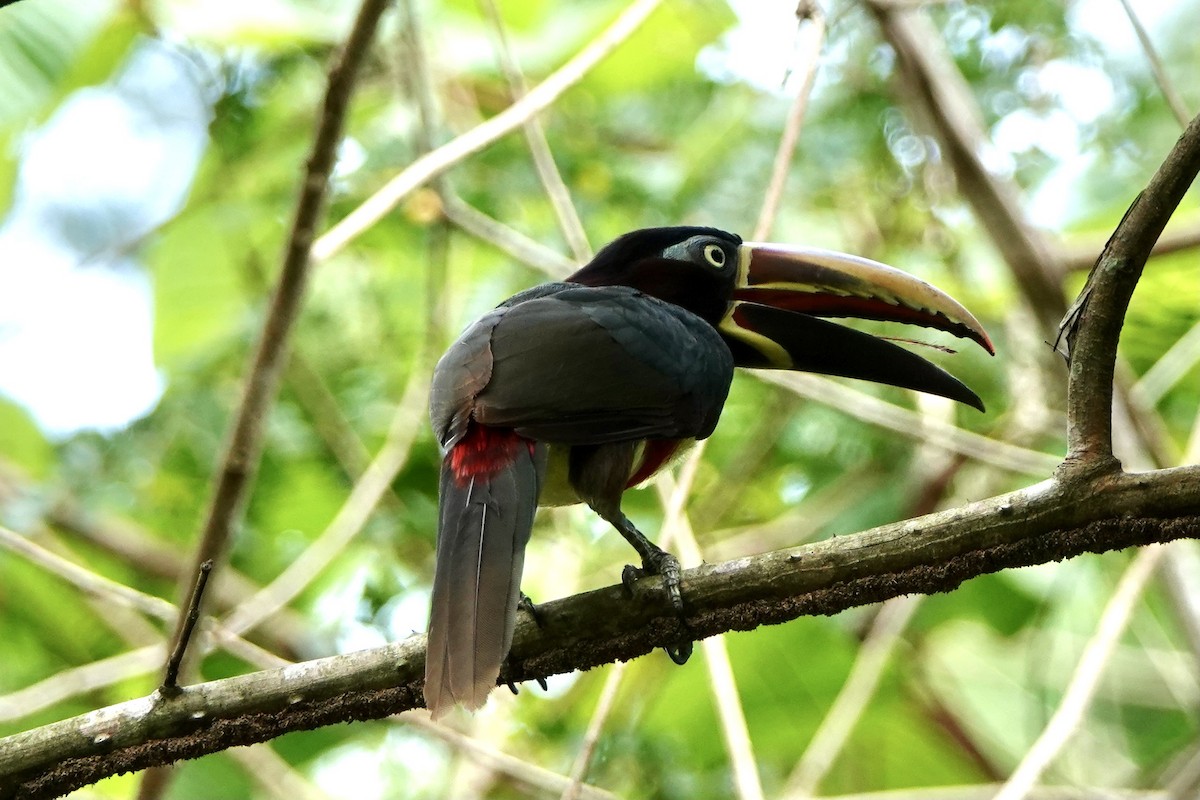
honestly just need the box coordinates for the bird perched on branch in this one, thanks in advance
[424,226,993,718]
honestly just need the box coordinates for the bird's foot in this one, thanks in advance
[518,592,544,627]
[621,549,683,613]
[500,660,549,696]
[621,550,693,664]
[501,594,549,694]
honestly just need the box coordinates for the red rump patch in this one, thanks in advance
[449,423,532,486]
[626,439,681,488]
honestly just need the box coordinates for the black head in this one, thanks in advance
[566,225,994,411]
[567,227,743,325]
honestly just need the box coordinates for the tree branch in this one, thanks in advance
[166,0,391,661]
[4,466,1200,798]
[866,1,1066,333]
[1058,112,1200,469]
[311,0,664,263]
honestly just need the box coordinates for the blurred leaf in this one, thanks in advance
[0,398,52,476]
[145,203,251,367]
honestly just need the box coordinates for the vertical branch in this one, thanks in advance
[865,1,1066,334]
[165,0,391,665]
[478,0,593,262]
[1116,0,1192,128]
[1058,112,1200,468]
[753,0,826,241]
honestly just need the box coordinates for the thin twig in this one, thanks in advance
[0,648,160,725]
[220,370,429,637]
[166,0,391,668]
[992,545,1165,800]
[442,195,578,278]
[659,462,766,800]
[0,526,283,677]
[161,561,214,693]
[782,596,922,799]
[0,525,177,622]
[402,713,619,800]
[699,635,764,800]
[21,482,311,655]
[1115,0,1192,128]
[478,0,593,262]
[312,0,663,263]
[1058,223,1200,273]
[1132,320,1200,407]
[758,371,1061,475]
[560,662,627,800]
[752,1,826,241]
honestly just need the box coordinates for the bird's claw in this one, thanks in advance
[621,563,644,596]
[665,639,693,665]
[621,552,683,612]
[500,659,549,695]
[518,592,544,627]
[621,552,692,664]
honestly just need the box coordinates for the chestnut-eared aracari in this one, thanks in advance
[425,226,993,718]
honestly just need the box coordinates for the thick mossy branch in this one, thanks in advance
[4,468,1200,798]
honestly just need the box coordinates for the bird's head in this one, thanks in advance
[568,226,994,410]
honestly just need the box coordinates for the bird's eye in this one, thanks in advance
[703,244,726,268]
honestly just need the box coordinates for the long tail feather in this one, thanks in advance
[424,440,543,718]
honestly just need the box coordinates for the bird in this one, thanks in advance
[424,226,993,718]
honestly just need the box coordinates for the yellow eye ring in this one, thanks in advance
[703,244,726,268]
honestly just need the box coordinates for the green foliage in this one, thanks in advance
[1,0,1198,796]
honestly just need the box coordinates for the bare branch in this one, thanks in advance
[659,466,765,800]
[478,0,593,262]
[220,370,429,637]
[4,465,1200,796]
[167,0,391,662]
[1059,112,1200,468]
[312,0,664,263]
[1132,320,1200,407]
[442,195,579,278]
[753,2,826,241]
[401,714,619,800]
[559,664,627,800]
[1116,0,1192,128]
[758,371,1062,476]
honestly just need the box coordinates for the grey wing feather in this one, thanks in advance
[473,286,734,444]
[429,307,504,450]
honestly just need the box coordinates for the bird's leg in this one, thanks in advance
[611,513,693,666]
[610,513,682,614]
[599,510,693,664]
[572,443,694,663]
